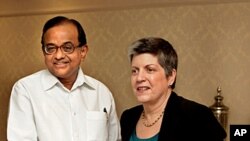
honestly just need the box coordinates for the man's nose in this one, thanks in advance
[54,47,65,59]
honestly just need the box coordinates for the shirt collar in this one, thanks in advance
[42,68,95,91]
[72,68,96,90]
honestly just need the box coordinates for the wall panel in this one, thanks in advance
[1,1,250,140]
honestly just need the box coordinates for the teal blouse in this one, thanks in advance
[129,130,159,141]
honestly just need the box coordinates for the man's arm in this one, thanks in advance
[107,94,121,141]
[7,81,37,141]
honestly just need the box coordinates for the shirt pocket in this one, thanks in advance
[86,111,108,141]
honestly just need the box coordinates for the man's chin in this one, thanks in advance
[49,70,68,78]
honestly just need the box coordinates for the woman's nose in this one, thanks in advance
[136,70,146,82]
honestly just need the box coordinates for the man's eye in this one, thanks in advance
[63,43,74,49]
[47,46,56,50]
[64,46,73,49]
[63,46,73,52]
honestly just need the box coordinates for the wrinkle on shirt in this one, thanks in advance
[41,68,96,92]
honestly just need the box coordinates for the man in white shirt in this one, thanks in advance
[7,16,121,141]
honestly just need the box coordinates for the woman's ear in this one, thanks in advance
[168,69,177,86]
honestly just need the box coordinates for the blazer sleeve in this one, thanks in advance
[158,93,227,141]
[180,99,227,141]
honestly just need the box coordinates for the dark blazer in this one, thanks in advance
[120,92,227,141]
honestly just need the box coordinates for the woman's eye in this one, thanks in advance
[147,68,155,73]
[131,69,137,74]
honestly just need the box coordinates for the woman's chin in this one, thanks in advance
[136,95,150,103]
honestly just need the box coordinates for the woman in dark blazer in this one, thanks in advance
[120,37,226,141]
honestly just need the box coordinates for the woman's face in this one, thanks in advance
[131,53,174,104]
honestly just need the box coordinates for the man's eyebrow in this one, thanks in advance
[45,41,73,46]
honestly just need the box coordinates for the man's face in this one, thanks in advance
[43,23,88,81]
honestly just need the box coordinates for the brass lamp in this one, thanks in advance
[209,86,229,131]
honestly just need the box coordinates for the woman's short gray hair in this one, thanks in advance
[128,37,178,89]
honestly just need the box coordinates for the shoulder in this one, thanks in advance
[170,92,211,115]
[82,74,115,102]
[165,92,227,139]
[122,105,143,116]
[11,70,47,97]
[84,74,110,90]
[167,92,217,125]
[120,105,142,124]
[170,92,223,124]
[14,70,46,86]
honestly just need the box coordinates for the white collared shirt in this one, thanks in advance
[7,68,121,141]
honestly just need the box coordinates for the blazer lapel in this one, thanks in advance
[158,92,182,141]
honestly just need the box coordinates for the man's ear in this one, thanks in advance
[80,45,88,61]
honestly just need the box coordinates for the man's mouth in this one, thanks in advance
[53,61,69,67]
